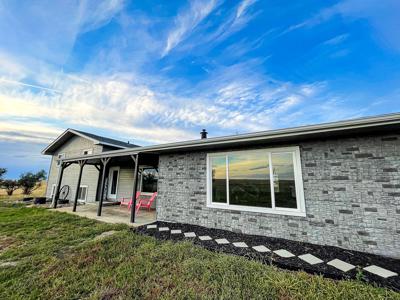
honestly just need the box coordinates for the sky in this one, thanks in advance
[1,0,400,179]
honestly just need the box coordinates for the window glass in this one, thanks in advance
[228,150,271,208]
[141,169,158,193]
[271,152,297,208]
[211,156,227,203]
[78,186,87,200]
[111,170,118,194]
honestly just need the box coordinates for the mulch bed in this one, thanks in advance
[135,221,400,291]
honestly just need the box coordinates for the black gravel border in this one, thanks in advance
[135,221,400,291]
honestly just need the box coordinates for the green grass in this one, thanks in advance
[0,204,398,300]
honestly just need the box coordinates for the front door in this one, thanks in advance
[107,167,120,200]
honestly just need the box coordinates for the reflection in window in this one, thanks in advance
[208,147,304,214]
[141,169,158,193]
[272,153,297,208]
[111,170,118,195]
[211,156,227,203]
[228,150,271,208]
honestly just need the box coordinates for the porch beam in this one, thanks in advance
[52,162,65,208]
[130,154,140,223]
[97,157,111,216]
[72,160,87,212]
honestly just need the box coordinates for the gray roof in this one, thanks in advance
[62,112,400,162]
[73,129,139,149]
[42,128,139,155]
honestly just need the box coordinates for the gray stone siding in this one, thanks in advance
[156,134,400,258]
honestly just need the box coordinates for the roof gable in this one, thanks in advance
[42,129,139,155]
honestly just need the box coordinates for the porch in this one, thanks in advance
[52,151,159,224]
[55,203,156,226]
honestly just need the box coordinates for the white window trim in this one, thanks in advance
[78,185,88,201]
[107,167,120,199]
[206,146,306,217]
[82,148,93,155]
[50,184,56,198]
[56,153,66,167]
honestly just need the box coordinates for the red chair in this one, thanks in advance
[120,192,141,210]
[135,192,157,214]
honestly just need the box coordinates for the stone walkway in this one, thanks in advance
[141,222,399,289]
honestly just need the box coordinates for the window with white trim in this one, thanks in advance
[207,147,305,216]
[56,153,65,167]
[78,186,88,201]
[82,148,93,155]
[50,184,56,198]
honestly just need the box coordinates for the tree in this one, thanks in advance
[1,179,19,196]
[0,168,6,183]
[18,170,47,195]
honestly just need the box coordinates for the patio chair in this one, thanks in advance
[120,192,141,210]
[135,192,157,214]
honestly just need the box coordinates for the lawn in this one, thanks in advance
[0,204,399,300]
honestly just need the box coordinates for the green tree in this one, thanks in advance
[1,179,19,196]
[18,170,47,195]
[0,168,6,183]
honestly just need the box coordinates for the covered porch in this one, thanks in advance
[51,151,159,224]
[54,204,155,226]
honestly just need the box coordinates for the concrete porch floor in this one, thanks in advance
[54,204,156,227]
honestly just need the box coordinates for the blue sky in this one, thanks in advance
[1,0,400,178]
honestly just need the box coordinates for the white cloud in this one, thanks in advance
[162,0,218,56]
[78,0,125,34]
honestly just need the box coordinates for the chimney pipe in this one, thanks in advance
[200,129,208,139]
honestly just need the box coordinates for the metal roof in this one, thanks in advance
[61,112,400,162]
[42,128,139,155]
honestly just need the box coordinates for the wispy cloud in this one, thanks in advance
[162,0,218,57]
[78,0,125,34]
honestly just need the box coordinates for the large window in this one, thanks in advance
[207,147,305,216]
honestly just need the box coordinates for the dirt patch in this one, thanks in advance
[0,236,17,253]
[0,261,18,267]
[93,230,118,241]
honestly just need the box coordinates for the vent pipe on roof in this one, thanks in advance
[200,129,208,139]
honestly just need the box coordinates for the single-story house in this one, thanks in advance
[43,113,400,258]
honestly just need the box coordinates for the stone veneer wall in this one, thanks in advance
[156,133,400,258]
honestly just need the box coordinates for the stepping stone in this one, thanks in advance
[215,238,230,244]
[232,242,248,248]
[147,224,157,229]
[273,249,295,258]
[171,229,182,234]
[327,259,355,272]
[298,254,323,265]
[198,235,212,241]
[252,245,271,253]
[363,265,398,278]
[184,232,196,238]
[158,227,169,232]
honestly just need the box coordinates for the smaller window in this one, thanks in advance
[50,184,56,197]
[56,153,65,167]
[82,148,93,155]
[78,186,88,201]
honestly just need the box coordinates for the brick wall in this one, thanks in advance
[156,133,400,258]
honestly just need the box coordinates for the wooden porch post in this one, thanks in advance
[52,162,66,208]
[72,160,86,212]
[97,157,110,216]
[130,154,140,223]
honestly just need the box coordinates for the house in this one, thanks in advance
[43,113,400,258]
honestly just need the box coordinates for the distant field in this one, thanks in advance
[0,181,47,201]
